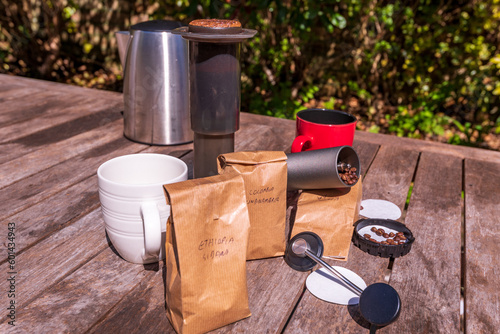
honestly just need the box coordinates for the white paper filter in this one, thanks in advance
[306,267,367,305]
[359,199,401,220]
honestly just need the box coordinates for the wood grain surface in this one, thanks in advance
[464,158,500,333]
[390,151,463,333]
[1,74,499,333]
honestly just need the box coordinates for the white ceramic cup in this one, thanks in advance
[97,153,188,264]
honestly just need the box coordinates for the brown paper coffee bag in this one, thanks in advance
[291,177,362,261]
[163,173,251,334]
[217,151,287,260]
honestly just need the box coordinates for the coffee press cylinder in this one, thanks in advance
[189,42,240,177]
[286,146,360,190]
[172,22,257,178]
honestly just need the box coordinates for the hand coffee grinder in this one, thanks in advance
[172,22,257,177]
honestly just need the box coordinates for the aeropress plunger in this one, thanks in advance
[172,22,257,178]
[285,232,401,333]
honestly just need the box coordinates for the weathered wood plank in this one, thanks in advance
[360,145,420,214]
[0,94,122,142]
[87,268,172,334]
[215,259,308,333]
[0,88,56,113]
[352,140,379,177]
[0,91,74,126]
[464,159,500,333]
[0,104,122,165]
[240,112,296,152]
[0,118,124,188]
[0,74,123,99]
[0,209,108,311]
[355,130,500,164]
[0,247,158,333]
[285,145,419,333]
[389,151,463,333]
[0,137,146,220]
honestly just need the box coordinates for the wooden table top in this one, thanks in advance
[1,74,499,333]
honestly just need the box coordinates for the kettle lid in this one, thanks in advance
[131,20,182,32]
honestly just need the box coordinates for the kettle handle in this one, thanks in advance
[115,31,131,68]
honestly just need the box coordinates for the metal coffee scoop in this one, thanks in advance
[284,232,401,333]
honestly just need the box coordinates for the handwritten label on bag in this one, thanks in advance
[247,186,280,205]
[199,236,235,261]
[316,196,341,202]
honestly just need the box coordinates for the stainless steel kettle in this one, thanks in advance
[116,20,192,145]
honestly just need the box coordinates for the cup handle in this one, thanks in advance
[140,202,162,261]
[291,135,312,153]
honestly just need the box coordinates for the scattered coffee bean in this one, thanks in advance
[371,227,378,233]
[383,233,389,238]
[364,234,371,239]
[389,232,395,237]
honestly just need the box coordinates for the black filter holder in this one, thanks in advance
[359,283,401,333]
[284,232,324,271]
[352,218,415,259]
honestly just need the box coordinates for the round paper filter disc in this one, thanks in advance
[360,199,401,220]
[306,267,367,305]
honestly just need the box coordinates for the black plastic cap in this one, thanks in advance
[359,283,401,327]
[284,232,324,272]
[131,20,182,32]
[352,218,415,258]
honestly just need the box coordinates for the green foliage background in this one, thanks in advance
[1,0,500,148]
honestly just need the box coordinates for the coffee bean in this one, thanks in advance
[389,232,395,237]
[338,161,358,185]
[364,234,371,239]
[383,233,389,238]
[371,227,378,232]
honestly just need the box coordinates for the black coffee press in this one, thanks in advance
[172,23,257,178]
[285,232,401,332]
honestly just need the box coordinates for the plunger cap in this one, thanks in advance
[359,283,401,327]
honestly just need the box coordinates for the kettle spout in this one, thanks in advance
[115,31,131,68]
